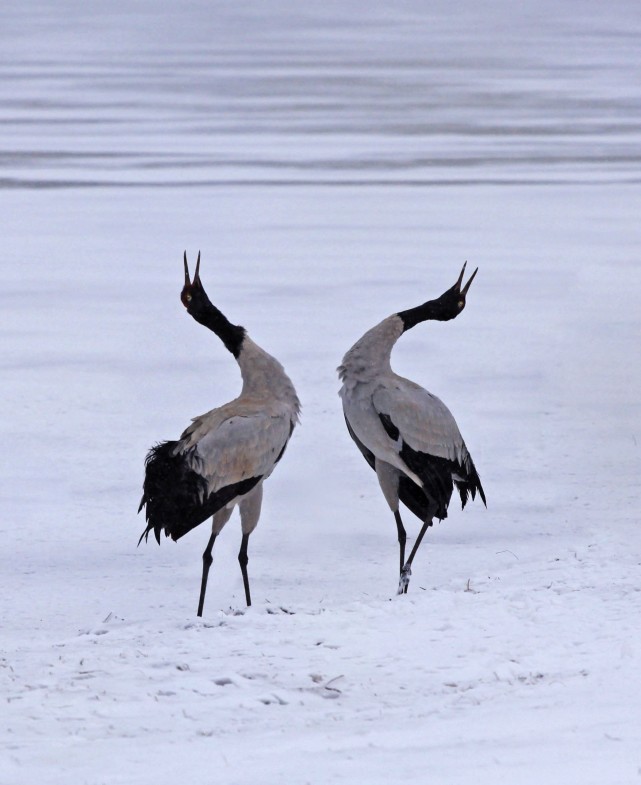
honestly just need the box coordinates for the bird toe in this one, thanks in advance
[397,565,411,595]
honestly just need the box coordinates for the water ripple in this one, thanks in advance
[1,1,640,188]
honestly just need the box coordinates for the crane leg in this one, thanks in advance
[394,510,407,574]
[397,519,431,595]
[238,533,251,607]
[197,532,218,617]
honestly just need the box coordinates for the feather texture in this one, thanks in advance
[339,311,485,525]
[139,333,299,546]
[139,256,300,614]
[138,440,262,543]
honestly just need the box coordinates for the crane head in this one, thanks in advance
[179,251,246,354]
[398,262,479,331]
[429,261,478,321]
[181,251,209,313]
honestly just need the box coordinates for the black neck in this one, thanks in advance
[397,300,442,332]
[190,300,246,357]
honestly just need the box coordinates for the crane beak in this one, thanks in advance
[183,250,202,286]
[183,251,190,286]
[454,262,478,297]
[194,250,201,284]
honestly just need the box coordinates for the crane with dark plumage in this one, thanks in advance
[338,263,485,595]
[138,252,300,616]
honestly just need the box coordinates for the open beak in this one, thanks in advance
[454,261,478,297]
[183,250,201,286]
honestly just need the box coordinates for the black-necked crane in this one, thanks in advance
[337,263,486,595]
[138,252,300,616]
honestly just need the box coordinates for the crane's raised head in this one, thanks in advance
[429,262,478,321]
[398,262,478,331]
[180,251,246,357]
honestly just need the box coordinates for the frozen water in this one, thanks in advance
[2,2,641,783]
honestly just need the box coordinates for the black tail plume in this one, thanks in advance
[138,441,262,544]
[138,441,205,544]
[455,460,486,510]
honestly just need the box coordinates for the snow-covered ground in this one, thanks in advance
[2,2,641,783]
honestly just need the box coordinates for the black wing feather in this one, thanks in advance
[453,455,486,510]
[378,413,400,441]
[399,441,454,520]
[138,440,261,544]
[344,415,436,522]
[345,412,486,522]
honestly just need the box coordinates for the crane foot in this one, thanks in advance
[397,565,411,595]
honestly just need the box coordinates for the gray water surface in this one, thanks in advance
[2,0,640,188]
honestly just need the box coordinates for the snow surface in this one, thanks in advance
[2,2,641,783]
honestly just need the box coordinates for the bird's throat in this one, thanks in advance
[191,302,246,357]
[398,300,442,331]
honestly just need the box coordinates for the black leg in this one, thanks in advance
[238,533,251,607]
[398,519,432,595]
[394,510,407,574]
[197,532,217,617]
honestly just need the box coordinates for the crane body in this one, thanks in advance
[338,264,485,594]
[139,253,299,616]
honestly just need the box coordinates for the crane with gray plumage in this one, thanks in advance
[138,252,300,616]
[338,263,485,595]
